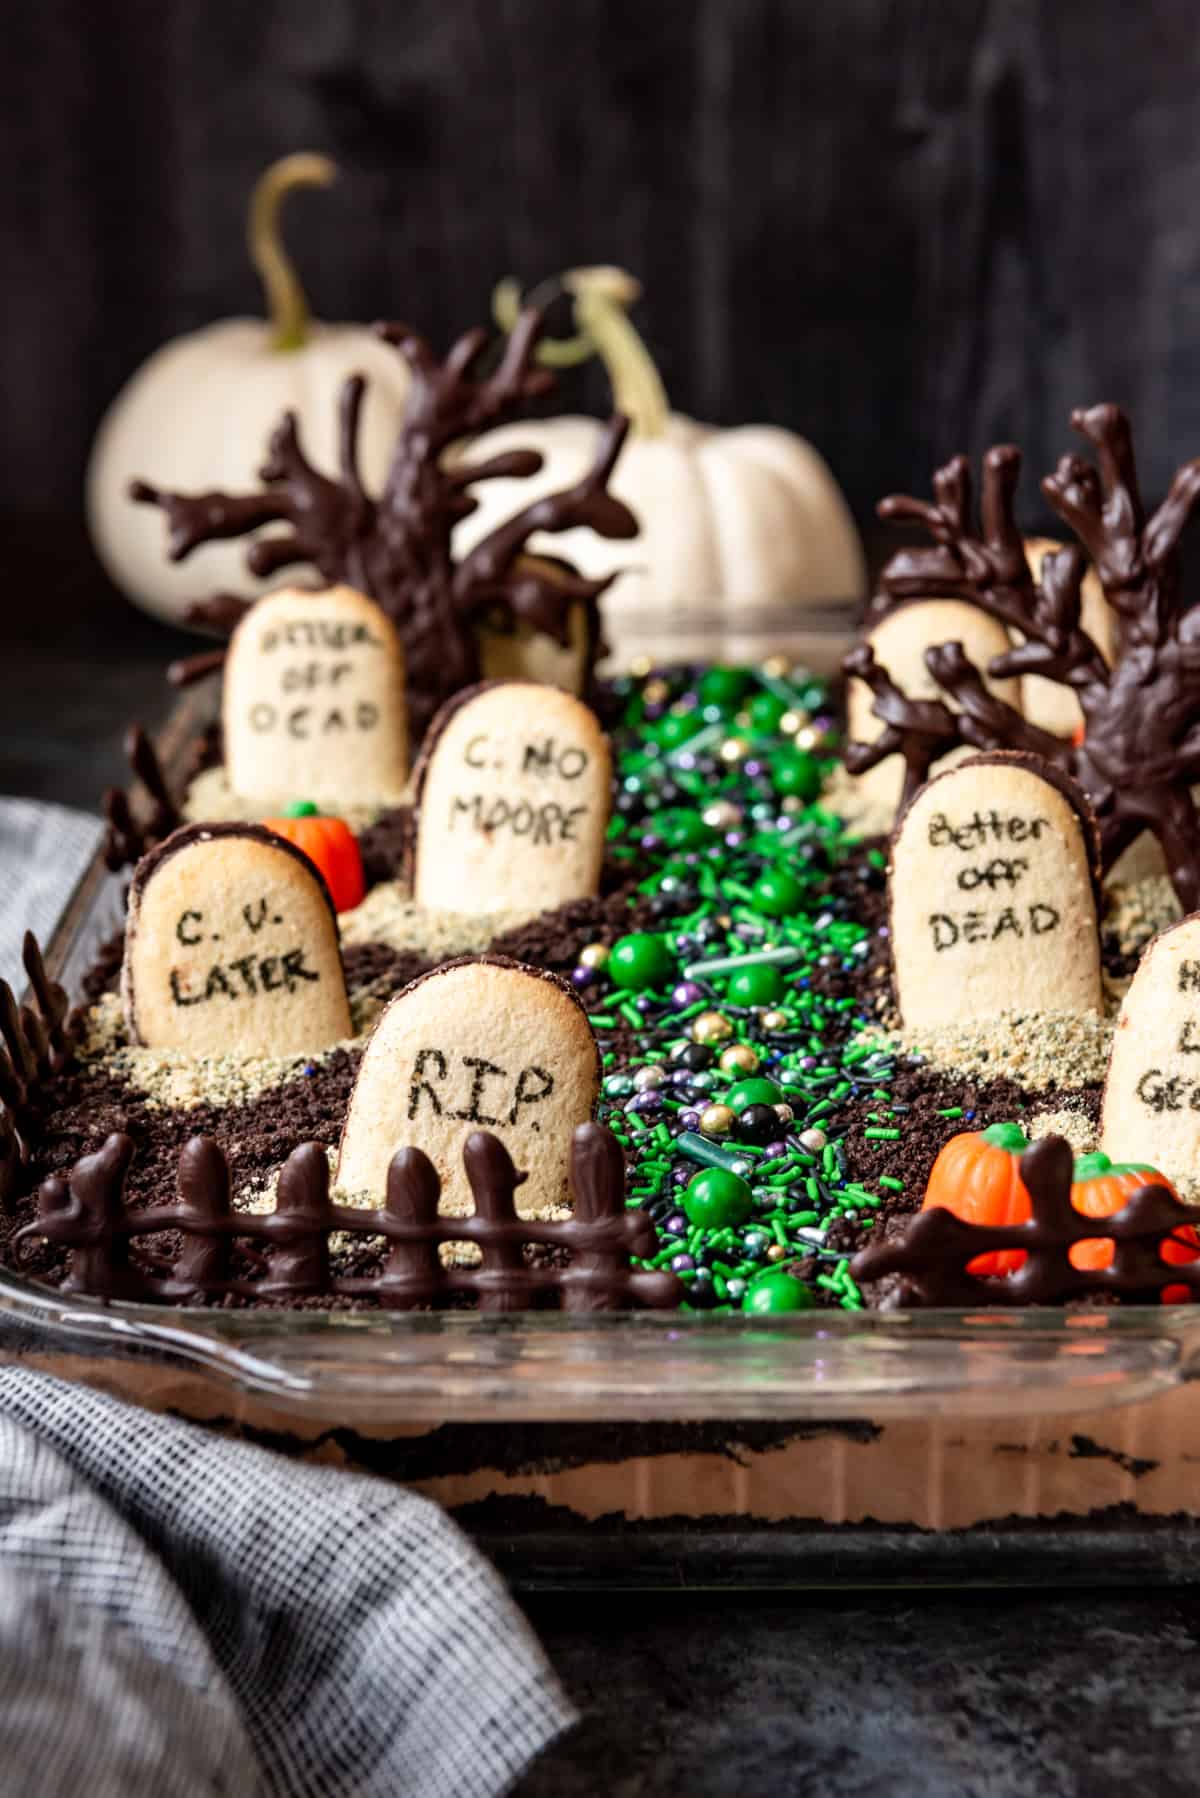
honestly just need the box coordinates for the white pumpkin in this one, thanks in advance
[86,155,410,627]
[455,269,866,668]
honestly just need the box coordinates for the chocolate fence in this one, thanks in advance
[0,931,81,1195]
[14,1118,685,1313]
[851,1135,1200,1307]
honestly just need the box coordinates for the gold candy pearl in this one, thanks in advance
[720,736,749,763]
[794,726,819,751]
[762,654,790,678]
[780,795,803,814]
[699,1103,735,1137]
[579,943,610,969]
[720,1044,760,1075]
[634,1063,666,1090]
[692,1010,734,1045]
[702,800,741,832]
[766,1243,788,1262]
[630,655,653,678]
[759,1009,790,1032]
[773,1102,795,1124]
[643,677,670,705]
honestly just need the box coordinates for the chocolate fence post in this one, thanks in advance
[22,933,75,1069]
[60,1133,146,1300]
[261,1142,334,1298]
[175,1136,233,1291]
[380,1146,443,1307]
[0,1113,19,1207]
[563,1120,628,1313]
[463,1131,529,1313]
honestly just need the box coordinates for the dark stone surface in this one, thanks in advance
[520,1588,1200,1795]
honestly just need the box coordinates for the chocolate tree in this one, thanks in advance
[844,404,1200,909]
[131,308,637,740]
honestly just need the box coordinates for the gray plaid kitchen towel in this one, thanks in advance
[0,1366,575,1797]
[0,802,574,1792]
[0,798,103,991]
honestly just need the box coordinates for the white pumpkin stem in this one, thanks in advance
[563,266,669,438]
[248,152,337,352]
[491,267,670,437]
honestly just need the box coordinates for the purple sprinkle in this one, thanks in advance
[764,1140,788,1158]
[679,1109,702,1131]
[800,1056,818,1071]
[725,831,745,848]
[878,924,890,938]
[676,753,697,771]
[672,981,703,1006]
[743,759,764,777]
[665,1213,688,1237]
[673,1166,691,1186]
[571,965,595,989]
[629,1090,664,1115]
[670,1253,696,1273]
[641,834,662,852]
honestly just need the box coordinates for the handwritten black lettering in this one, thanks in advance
[451,1056,507,1125]
[175,909,204,946]
[508,1064,554,1128]
[260,619,382,653]
[927,810,1049,852]
[1181,961,1200,993]
[448,792,589,846]
[409,1048,447,1119]
[243,899,270,934]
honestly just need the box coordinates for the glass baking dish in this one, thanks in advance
[11,645,1200,1580]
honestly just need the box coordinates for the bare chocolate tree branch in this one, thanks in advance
[843,403,1200,911]
[131,306,634,742]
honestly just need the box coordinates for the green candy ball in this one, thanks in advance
[751,869,806,917]
[742,1269,816,1314]
[698,666,753,709]
[608,932,675,991]
[654,710,704,751]
[770,750,822,803]
[724,963,785,1005]
[684,1168,754,1230]
[747,691,788,734]
[658,808,713,850]
[724,1076,784,1114]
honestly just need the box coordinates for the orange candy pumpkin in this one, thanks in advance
[1069,1151,1199,1301]
[923,1121,1031,1276]
[262,804,365,913]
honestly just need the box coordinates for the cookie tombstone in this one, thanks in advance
[1101,918,1200,1182]
[222,584,408,808]
[336,957,601,1215]
[848,601,1020,809]
[411,681,611,916]
[890,755,1101,1030]
[122,823,351,1055]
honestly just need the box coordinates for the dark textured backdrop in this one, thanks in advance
[4,0,1200,540]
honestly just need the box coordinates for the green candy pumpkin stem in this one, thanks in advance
[492,264,670,438]
[248,152,337,353]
